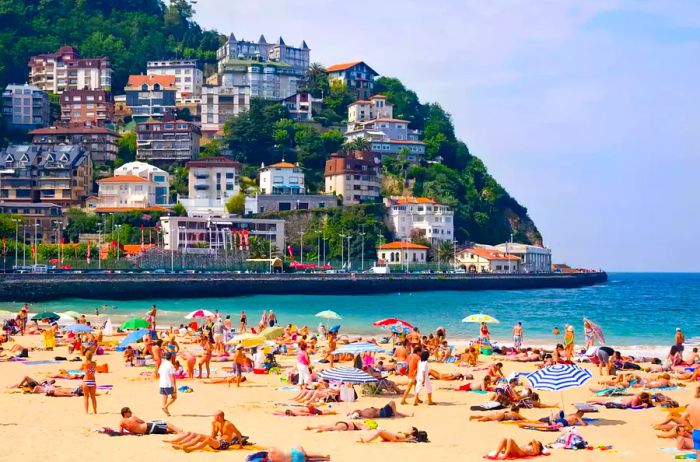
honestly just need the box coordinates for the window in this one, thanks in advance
[225,172,234,179]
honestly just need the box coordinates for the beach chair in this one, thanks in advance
[594,379,637,397]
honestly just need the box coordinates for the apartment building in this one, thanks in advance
[2,84,50,132]
[219,57,299,101]
[29,126,119,164]
[179,157,240,217]
[283,92,321,121]
[146,59,203,101]
[0,202,65,245]
[135,118,201,164]
[200,85,250,137]
[216,34,310,77]
[326,61,378,99]
[124,75,177,120]
[384,196,454,244]
[324,151,382,204]
[259,161,304,195]
[96,161,169,212]
[28,45,112,93]
[59,89,114,126]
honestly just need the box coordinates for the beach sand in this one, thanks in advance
[0,333,696,462]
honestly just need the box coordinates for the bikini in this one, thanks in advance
[289,448,305,462]
[83,363,96,388]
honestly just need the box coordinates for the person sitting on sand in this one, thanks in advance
[458,347,479,367]
[168,410,243,452]
[470,405,525,422]
[265,447,330,462]
[358,427,427,443]
[539,409,587,427]
[0,342,28,358]
[656,425,695,450]
[124,346,135,367]
[291,382,338,403]
[487,362,505,380]
[305,421,370,432]
[8,376,51,390]
[118,407,181,435]
[347,400,411,419]
[487,438,545,459]
[588,392,654,409]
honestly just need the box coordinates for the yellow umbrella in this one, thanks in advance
[227,333,265,348]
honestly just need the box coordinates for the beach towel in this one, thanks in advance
[95,427,132,436]
[574,403,598,413]
[21,360,59,366]
[97,385,113,390]
[471,402,504,411]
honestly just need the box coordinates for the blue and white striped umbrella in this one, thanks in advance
[63,324,94,333]
[525,364,592,391]
[318,367,378,384]
[331,342,385,355]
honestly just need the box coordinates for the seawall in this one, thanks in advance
[0,271,607,302]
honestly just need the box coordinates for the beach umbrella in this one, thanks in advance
[315,310,342,321]
[373,318,414,329]
[56,313,76,326]
[120,318,150,330]
[227,333,265,348]
[63,324,94,333]
[328,325,341,334]
[185,309,214,320]
[260,326,284,340]
[583,317,606,345]
[461,313,500,324]
[60,311,81,320]
[31,311,59,322]
[331,342,385,355]
[318,367,378,384]
[115,329,150,351]
[525,364,592,410]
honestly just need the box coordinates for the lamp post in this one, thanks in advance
[316,230,321,268]
[338,233,346,269]
[12,218,19,269]
[22,223,26,267]
[178,226,186,268]
[299,228,305,265]
[322,234,327,267]
[345,234,352,271]
[169,222,174,273]
[97,222,102,270]
[33,220,39,266]
[359,227,366,271]
[115,224,122,262]
[269,230,274,274]
[453,239,458,272]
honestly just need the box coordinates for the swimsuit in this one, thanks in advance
[513,334,522,346]
[378,404,394,418]
[693,429,700,450]
[145,421,169,434]
[290,448,305,462]
[216,439,230,450]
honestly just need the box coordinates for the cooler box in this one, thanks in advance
[480,345,493,356]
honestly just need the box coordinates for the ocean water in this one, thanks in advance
[10,273,700,348]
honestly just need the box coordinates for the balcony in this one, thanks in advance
[194,184,209,190]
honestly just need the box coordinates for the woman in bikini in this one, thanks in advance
[198,336,212,379]
[487,439,544,459]
[564,326,575,362]
[469,405,524,422]
[357,428,421,443]
[584,319,595,350]
[305,421,369,432]
[81,350,97,414]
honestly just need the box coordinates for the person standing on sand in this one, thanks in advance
[401,346,422,405]
[198,336,212,379]
[512,322,523,349]
[297,343,311,390]
[149,304,157,330]
[81,350,97,414]
[269,310,277,327]
[159,352,177,416]
[682,397,700,457]
[327,332,337,368]
[260,310,268,331]
[239,310,247,333]
[414,350,435,406]
[152,339,163,379]
[584,319,595,350]
[676,328,686,353]
[564,326,575,362]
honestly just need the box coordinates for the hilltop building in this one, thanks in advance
[146,59,203,102]
[259,161,304,195]
[200,85,250,138]
[178,157,240,217]
[2,84,50,132]
[216,34,310,77]
[29,126,119,164]
[326,61,378,100]
[96,161,170,212]
[283,92,322,121]
[218,57,299,101]
[59,89,114,126]
[124,75,177,120]
[384,196,453,244]
[28,45,112,93]
[135,118,201,164]
[324,151,381,205]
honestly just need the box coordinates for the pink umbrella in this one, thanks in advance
[373,318,414,329]
[185,309,214,320]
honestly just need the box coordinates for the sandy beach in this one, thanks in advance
[1,331,697,462]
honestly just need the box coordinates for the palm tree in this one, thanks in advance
[436,240,455,265]
[343,137,371,153]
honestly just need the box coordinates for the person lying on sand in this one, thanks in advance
[633,373,678,389]
[167,410,243,452]
[656,425,695,450]
[470,405,525,422]
[671,369,700,382]
[455,375,494,392]
[305,421,370,432]
[8,376,49,390]
[429,370,466,381]
[358,428,425,443]
[292,383,339,404]
[265,447,330,462]
[47,369,84,380]
[588,392,653,409]
[538,409,587,427]
[486,438,545,459]
[119,407,181,435]
[654,411,685,431]
[278,405,336,417]
[202,376,247,386]
[347,400,411,419]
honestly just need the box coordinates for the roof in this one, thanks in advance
[186,157,239,168]
[350,100,372,105]
[126,75,176,88]
[374,118,409,123]
[29,126,118,136]
[377,242,429,250]
[268,161,297,168]
[392,197,436,205]
[326,61,363,72]
[97,175,149,184]
[370,94,387,99]
[94,206,170,213]
[460,247,520,261]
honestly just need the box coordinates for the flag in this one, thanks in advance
[2,237,6,256]
[31,244,36,258]
[237,230,243,250]
[86,240,91,264]
[140,224,144,250]
[243,229,249,250]
[287,245,294,258]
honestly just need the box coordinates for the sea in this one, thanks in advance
[11,273,700,354]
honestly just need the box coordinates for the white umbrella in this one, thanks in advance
[315,310,342,321]
[185,309,214,320]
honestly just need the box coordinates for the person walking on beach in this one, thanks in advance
[159,352,177,416]
[512,322,523,349]
[297,343,311,390]
[328,332,337,368]
[414,350,435,406]
[401,346,422,405]
[149,304,157,330]
[564,326,575,362]
[198,336,212,379]
[152,339,163,379]
[268,310,277,327]
[81,350,97,414]
[260,310,268,331]
[480,322,490,340]
[239,310,247,333]
[212,318,225,355]
[676,328,686,353]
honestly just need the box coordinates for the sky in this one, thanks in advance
[195,1,700,272]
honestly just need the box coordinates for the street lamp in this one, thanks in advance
[358,226,366,271]
[115,224,122,262]
[345,234,352,271]
[33,220,40,266]
[178,226,186,268]
[22,222,26,267]
[299,228,305,265]
[315,229,321,268]
[338,233,346,269]
[322,234,327,267]
[97,222,102,270]
[12,218,20,269]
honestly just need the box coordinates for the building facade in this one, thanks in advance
[259,161,305,195]
[376,241,428,266]
[326,61,378,100]
[136,119,201,163]
[124,75,177,120]
[324,151,382,204]
[219,58,299,101]
[112,161,170,206]
[283,92,321,121]
[493,243,552,273]
[216,34,310,77]
[0,202,65,245]
[160,215,285,252]
[200,85,250,137]
[0,144,92,207]
[179,157,240,217]
[28,45,112,93]
[96,161,170,212]
[146,59,203,102]
[384,196,454,244]
[29,126,119,164]
[244,194,337,214]
[59,89,114,126]
[454,247,520,273]
[2,84,50,132]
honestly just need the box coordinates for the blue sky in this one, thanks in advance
[196,1,700,271]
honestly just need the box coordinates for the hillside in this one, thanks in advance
[0,0,543,247]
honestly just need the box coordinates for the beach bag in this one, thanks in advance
[555,428,587,449]
[413,429,429,443]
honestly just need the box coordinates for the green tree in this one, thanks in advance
[200,139,222,158]
[225,193,245,215]
[172,202,187,216]
[320,129,344,154]
[64,209,99,243]
[118,131,137,163]
[223,99,289,164]
[342,138,371,152]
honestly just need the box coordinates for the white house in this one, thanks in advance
[376,241,429,266]
[96,161,170,211]
[259,161,305,195]
[454,247,520,273]
[179,157,240,218]
[493,243,552,273]
[384,196,453,244]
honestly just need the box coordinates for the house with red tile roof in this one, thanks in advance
[326,61,378,100]
[124,75,177,120]
[259,160,305,195]
[455,247,521,273]
[376,241,429,266]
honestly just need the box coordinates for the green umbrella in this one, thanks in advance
[120,318,150,330]
[31,311,59,322]
[261,326,284,340]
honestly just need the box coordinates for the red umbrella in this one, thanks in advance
[373,318,414,329]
